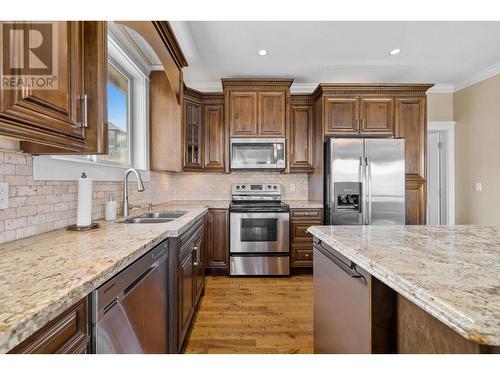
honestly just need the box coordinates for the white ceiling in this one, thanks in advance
[170,21,500,93]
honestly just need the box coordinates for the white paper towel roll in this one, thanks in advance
[76,173,92,227]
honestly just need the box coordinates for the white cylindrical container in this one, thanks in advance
[105,195,117,221]
[76,172,92,227]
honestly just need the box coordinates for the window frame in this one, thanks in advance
[98,57,133,167]
[32,22,151,181]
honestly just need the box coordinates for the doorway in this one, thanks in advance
[427,122,455,225]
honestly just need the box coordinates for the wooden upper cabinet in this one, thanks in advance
[184,99,203,170]
[259,91,286,136]
[395,97,426,178]
[396,96,427,225]
[223,79,293,139]
[324,97,359,135]
[1,21,108,153]
[289,103,314,172]
[230,91,258,136]
[359,96,394,135]
[204,104,225,171]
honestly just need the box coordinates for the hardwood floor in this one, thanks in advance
[184,275,313,354]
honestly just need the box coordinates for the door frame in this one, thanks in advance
[427,121,455,225]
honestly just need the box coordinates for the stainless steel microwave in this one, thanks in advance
[230,138,286,170]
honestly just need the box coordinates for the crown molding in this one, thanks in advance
[290,83,318,94]
[454,62,500,92]
[185,81,223,92]
[427,84,454,94]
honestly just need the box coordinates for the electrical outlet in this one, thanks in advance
[289,183,296,192]
[0,183,9,209]
[475,182,482,192]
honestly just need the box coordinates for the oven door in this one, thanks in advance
[230,138,285,170]
[230,212,289,253]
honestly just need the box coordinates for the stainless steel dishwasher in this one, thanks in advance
[91,241,168,353]
[313,238,370,354]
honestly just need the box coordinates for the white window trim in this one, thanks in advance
[427,121,455,225]
[33,22,151,181]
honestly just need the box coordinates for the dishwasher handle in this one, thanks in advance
[313,239,366,281]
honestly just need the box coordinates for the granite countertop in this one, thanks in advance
[307,225,500,346]
[285,200,323,209]
[0,200,229,353]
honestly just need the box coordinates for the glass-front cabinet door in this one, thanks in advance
[184,100,202,169]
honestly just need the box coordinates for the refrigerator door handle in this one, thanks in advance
[366,156,372,225]
[359,156,366,225]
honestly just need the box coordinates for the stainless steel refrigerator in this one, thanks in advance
[324,138,405,225]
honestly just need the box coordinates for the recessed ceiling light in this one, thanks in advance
[258,49,268,56]
[389,48,401,56]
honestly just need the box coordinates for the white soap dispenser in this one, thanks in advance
[105,194,117,221]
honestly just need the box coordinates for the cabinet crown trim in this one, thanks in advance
[313,83,434,98]
[152,21,188,69]
[221,78,294,91]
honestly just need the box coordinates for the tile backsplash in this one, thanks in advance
[172,172,308,201]
[0,149,173,244]
[0,148,309,245]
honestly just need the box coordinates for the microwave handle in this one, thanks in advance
[273,143,278,163]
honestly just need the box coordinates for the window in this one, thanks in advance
[32,22,152,181]
[101,62,131,166]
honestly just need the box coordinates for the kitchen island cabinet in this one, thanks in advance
[8,297,90,354]
[309,225,500,354]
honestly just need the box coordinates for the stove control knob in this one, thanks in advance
[273,185,278,190]
[236,185,240,190]
[242,185,246,189]
[267,185,272,190]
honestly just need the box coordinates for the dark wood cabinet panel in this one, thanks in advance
[360,96,394,134]
[396,97,426,178]
[204,104,225,171]
[405,177,426,225]
[206,209,229,273]
[396,96,427,224]
[324,97,359,135]
[223,79,292,140]
[290,209,323,269]
[1,22,84,140]
[150,70,182,171]
[259,91,286,136]
[178,249,195,348]
[230,91,258,136]
[289,104,314,172]
[291,222,313,242]
[2,22,108,154]
[9,297,89,354]
[291,244,314,267]
[183,99,203,170]
[193,230,205,306]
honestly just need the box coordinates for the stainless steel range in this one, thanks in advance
[229,183,290,276]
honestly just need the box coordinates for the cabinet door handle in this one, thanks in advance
[77,94,88,128]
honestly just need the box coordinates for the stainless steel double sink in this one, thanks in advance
[122,211,187,224]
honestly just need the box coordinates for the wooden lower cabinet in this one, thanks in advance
[290,208,323,269]
[178,247,195,348]
[172,217,206,353]
[205,208,229,274]
[9,297,89,354]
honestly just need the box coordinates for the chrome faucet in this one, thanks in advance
[123,168,145,217]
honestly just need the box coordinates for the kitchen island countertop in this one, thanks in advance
[307,225,500,346]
